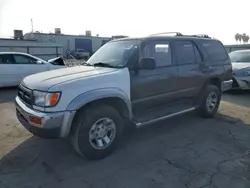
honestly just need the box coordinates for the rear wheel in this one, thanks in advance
[70,105,123,160]
[197,85,221,118]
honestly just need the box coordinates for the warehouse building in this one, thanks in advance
[24,30,111,58]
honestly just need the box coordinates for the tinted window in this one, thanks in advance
[13,55,37,64]
[202,40,228,62]
[229,50,250,62]
[173,41,196,65]
[142,41,171,67]
[0,54,13,64]
[77,49,85,52]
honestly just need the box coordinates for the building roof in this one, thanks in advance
[26,32,111,39]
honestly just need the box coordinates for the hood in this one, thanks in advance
[232,62,250,69]
[21,65,117,91]
[47,57,65,66]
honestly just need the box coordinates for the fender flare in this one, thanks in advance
[66,88,132,119]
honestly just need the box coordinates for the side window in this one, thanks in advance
[142,41,172,67]
[0,55,13,64]
[13,55,37,64]
[202,40,228,62]
[173,41,196,65]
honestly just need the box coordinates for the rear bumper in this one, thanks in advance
[222,80,233,92]
[15,96,76,138]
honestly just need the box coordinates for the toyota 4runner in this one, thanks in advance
[15,32,233,160]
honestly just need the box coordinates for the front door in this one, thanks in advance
[130,40,179,114]
[11,54,50,82]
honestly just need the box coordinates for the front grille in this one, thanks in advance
[18,85,33,107]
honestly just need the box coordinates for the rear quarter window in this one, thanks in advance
[201,40,228,62]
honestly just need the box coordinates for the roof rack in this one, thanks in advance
[148,32,212,39]
[149,32,183,36]
[187,34,211,38]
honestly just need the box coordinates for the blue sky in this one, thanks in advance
[0,0,249,44]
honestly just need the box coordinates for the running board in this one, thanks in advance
[135,107,195,128]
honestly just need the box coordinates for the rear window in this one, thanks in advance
[229,50,250,62]
[201,40,228,62]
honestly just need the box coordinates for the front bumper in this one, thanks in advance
[15,96,76,138]
[222,80,233,92]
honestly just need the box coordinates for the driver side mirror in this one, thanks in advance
[139,58,156,70]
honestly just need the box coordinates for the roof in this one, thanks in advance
[0,52,30,55]
[26,32,111,39]
[111,33,216,42]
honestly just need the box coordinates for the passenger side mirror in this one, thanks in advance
[36,60,43,64]
[139,58,156,70]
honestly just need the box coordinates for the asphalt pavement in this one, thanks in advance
[0,88,250,188]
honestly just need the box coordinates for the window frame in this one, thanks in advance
[12,54,38,65]
[172,40,200,66]
[140,39,173,68]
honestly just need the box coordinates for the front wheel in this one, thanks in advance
[197,85,221,118]
[70,105,123,160]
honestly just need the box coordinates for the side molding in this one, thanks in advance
[66,88,132,119]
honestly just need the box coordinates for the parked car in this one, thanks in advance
[15,33,232,160]
[229,49,250,89]
[70,49,90,60]
[0,52,66,87]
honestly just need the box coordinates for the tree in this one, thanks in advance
[235,33,240,43]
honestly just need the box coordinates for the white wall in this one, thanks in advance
[0,39,63,60]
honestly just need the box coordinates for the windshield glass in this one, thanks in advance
[86,40,140,67]
[229,50,250,62]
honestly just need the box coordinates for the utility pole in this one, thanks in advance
[31,18,34,33]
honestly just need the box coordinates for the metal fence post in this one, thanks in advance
[27,46,29,54]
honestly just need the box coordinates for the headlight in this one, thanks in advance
[33,90,61,107]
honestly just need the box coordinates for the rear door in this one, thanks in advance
[172,40,205,99]
[130,39,179,113]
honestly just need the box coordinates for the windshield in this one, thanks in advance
[229,50,250,62]
[86,40,140,68]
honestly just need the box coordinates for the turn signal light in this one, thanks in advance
[29,116,42,125]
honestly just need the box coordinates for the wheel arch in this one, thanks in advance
[67,88,132,119]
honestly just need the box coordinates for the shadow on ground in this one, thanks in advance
[1,112,250,188]
[222,90,250,108]
[0,87,17,104]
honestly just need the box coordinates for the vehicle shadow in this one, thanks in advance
[0,87,18,103]
[222,90,250,108]
[0,112,250,188]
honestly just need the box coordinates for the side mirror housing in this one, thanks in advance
[139,58,156,70]
[37,60,43,64]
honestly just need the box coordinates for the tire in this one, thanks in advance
[197,85,221,118]
[70,104,123,160]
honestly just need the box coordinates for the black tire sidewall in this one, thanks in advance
[199,85,221,117]
[76,105,123,160]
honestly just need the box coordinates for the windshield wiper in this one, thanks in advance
[92,62,117,68]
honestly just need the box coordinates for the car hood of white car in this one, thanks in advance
[232,62,250,69]
[21,65,117,91]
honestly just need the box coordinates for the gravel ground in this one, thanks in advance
[0,88,250,188]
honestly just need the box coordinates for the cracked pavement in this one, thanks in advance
[0,88,250,188]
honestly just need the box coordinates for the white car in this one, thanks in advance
[0,52,66,87]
